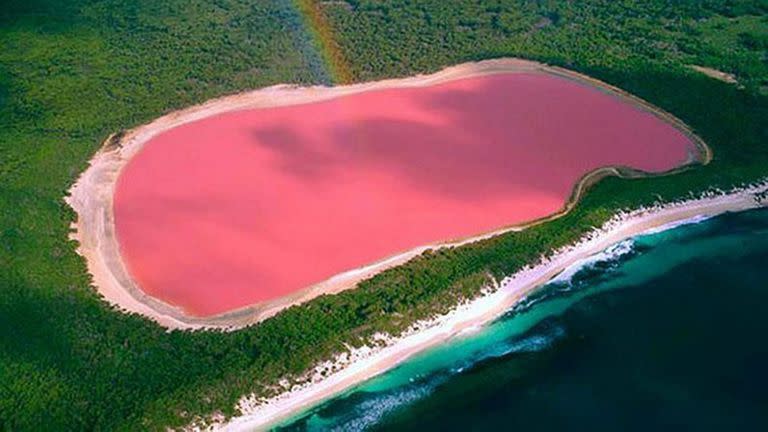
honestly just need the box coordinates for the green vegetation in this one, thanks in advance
[1,0,766,430]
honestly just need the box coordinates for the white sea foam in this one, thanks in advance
[504,325,566,353]
[641,214,713,235]
[323,378,441,432]
[318,323,568,428]
[549,239,636,286]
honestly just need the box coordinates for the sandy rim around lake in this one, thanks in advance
[197,182,768,432]
[65,57,711,330]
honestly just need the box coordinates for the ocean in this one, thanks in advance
[277,208,768,431]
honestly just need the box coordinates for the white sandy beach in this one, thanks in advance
[189,182,766,431]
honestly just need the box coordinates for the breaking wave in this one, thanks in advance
[510,239,640,315]
[551,239,636,285]
[458,321,567,370]
[321,380,443,432]
[641,214,713,236]
[287,322,567,431]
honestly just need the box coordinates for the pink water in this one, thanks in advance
[114,73,694,316]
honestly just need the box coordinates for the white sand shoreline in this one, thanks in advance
[66,57,709,330]
[197,182,767,431]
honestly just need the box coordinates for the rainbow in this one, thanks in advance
[292,0,353,84]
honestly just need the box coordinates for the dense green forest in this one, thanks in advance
[1,0,767,430]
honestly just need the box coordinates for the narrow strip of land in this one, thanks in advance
[213,183,767,431]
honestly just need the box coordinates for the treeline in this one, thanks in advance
[1,0,767,430]
[324,0,768,91]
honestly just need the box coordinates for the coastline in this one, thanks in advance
[201,182,767,431]
[65,57,709,330]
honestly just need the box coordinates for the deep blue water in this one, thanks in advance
[278,208,768,431]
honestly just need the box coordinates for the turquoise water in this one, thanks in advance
[278,208,768,431]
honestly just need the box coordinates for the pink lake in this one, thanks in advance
[114,73,695,316]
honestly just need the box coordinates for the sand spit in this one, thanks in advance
[66,58,709,329]
[194,182,767,431]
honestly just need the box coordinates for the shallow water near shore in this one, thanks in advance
[276,207,768,431]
